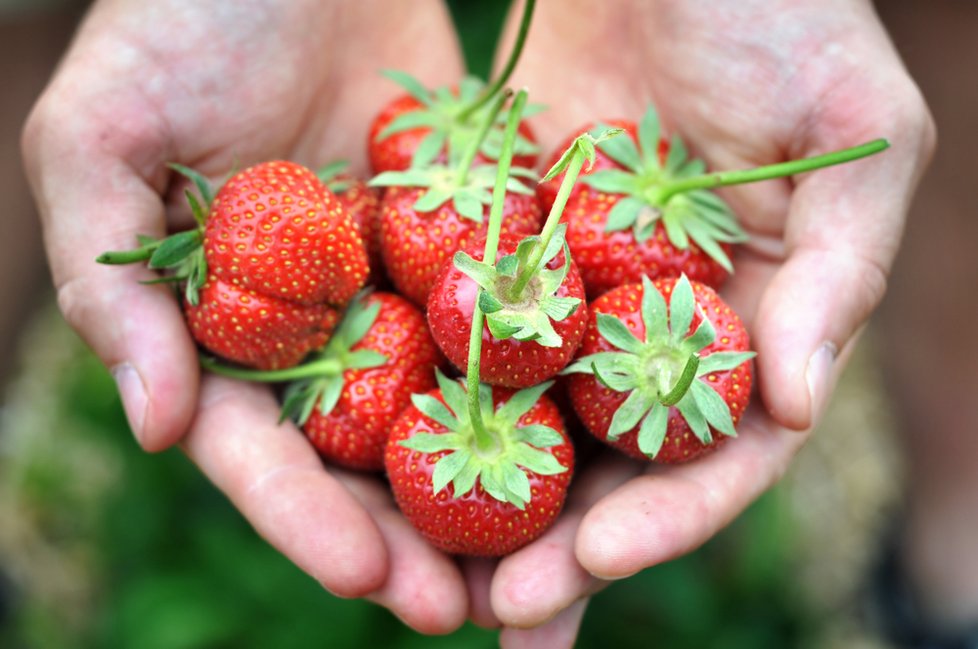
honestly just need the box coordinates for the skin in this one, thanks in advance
[21,0,936,646]
[479,0,936,639]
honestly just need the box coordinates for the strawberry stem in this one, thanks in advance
[199,355,343,382]
[465,89,528,449]
[457,0,535,122]
[96,240,163,265]
[457,90,512,186]
[654,138,890,203]
[507,147,586,300]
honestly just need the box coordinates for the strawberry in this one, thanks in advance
[186,277,340,370]
[205,160,368,307]
[368,83,540,174]
[376,184,542,307]
[427,230,588,388]
[202,291,441,470]
[317,161,383,282]
[98,160,369,369]
[385,372,573,556]
[296,292,440,470]
[564,275,754,464]
[548,106,891,298]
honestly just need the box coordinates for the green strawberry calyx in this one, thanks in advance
[453,225,579,348]
[373,0,541,170]
[198,292,388,425]
[399,369,568,509]
[369,89,538,222]
[562,274,755,459]
[95,163,213,305]
[581,105,889,272]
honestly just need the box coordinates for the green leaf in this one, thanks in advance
[453,190,486,222]
[184,189,208,227]
[410,393,459,432]
[675,392,712,444]
[169,163,215,208]
[479,290,504,314]
[280,380,320,426]
[411,129,448,169]
[317,376,345,417]
[486,316,522,340]
[641,275,670,343]
[515,424,563,448]
[697,351,756,376]
[368,169,433,187]
[607,388,656,441]
[316,159,349,183]
[496,381,554,424]
[511,443,568,476]
[604,197,645,232]
[412,187,453,214]
[477,382,493,421]
[540,295,580,322]
[453,251,496,290]
[479,465,508,503]
[432,449,472,494]
[664,133,689,172]
[501,462,531,508]
[596,313,644,354]
[638,105,663,169]
[683,318,717,354]
[458,75,484,102]
[668,275,696,344]
[661,208,690,250]
[592,366,639,392]
[452,458,481,497]
[595,126,642,172]
[399,431,461,454]
[561,351,635,376]
[435,370,469,419]
[582,169,640,195]
[683,215,735,272]
[690,380,738,438]
[496,254,519,277]
[148,230,202,269]
[381,69,434,107]
[336,298,381,348]
[637,401,669,458]
[376,110,442,141]
[345,349,388,370]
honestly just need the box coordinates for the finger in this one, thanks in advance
[181,376,389,598]
[341,474,469,636]
[461,557,500,629]
[491,453,640,628]
[575,410,808,578]
[22,73,197,452]
[498,599,589,649]
[753,68,935,430]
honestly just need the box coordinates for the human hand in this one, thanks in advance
[477,0,936,638]
[21,0,479,633]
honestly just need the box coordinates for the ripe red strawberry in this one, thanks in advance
[542,108,741,297]
[385,373,574,556]
[186,277,340,370]
[564,275,754,464]
[205,160,368,306]
[317,161,383,282]
[376,181,542,307]
[98,160,370,369]
[427,231,588,388]
[298,292,441,470]
[368,87,539,174]
[536,119,651,213]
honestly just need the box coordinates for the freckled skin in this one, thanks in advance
[205,160,368,307]
[538,121,730,297]
[185,277,339,370]
[426,233,589,388]
[567,278,753,464]
[379,187,543,307]
[385,387,574,557]
[302,292,441,471]
[367,93,539,174]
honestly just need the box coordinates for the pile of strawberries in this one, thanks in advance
[99,6,887,558]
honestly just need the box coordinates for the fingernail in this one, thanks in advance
[112,363,147,446]
[805,342,837,425]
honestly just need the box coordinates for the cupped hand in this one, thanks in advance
[22,0,474,633]
[481,0,936,638]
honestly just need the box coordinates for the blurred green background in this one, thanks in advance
[0,2,903,648]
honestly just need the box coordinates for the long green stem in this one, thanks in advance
[458,0,536,122]
[456,91,511,185]
[656,138,889,203]
[465,89,528,451]
[508,148,586,299]
[96,241,162,265]
[199,355,342,382]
